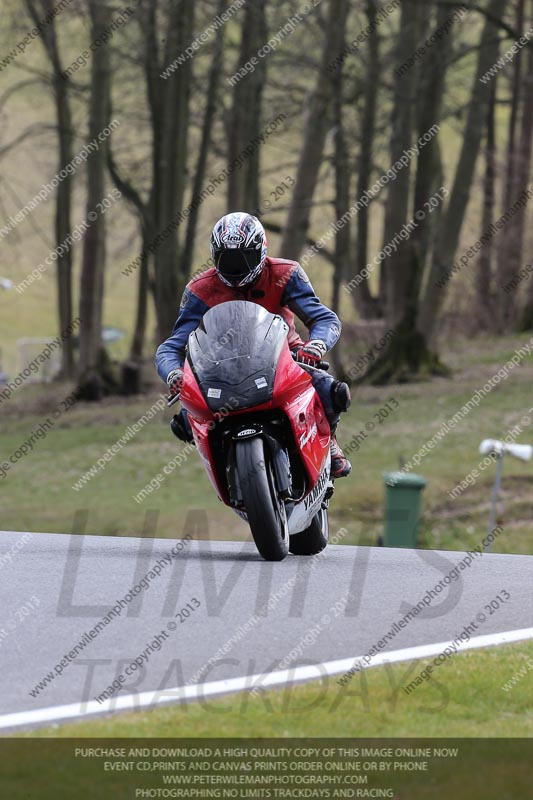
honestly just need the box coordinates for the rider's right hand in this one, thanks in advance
[167,368,184,400]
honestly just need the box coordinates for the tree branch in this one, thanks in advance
[262,220,335,265]
[107,147,150,230]
[0,124,55,158]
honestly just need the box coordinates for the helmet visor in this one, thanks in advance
[215,248,262,285]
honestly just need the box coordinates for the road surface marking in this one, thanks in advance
[1,625,533,731]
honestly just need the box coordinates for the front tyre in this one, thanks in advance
[289,506,329,555]
[235,437,289,561]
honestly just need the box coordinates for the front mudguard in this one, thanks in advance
[227,427,291,508]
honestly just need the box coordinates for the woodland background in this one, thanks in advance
[1,0,533,550]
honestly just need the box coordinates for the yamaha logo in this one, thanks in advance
[304,468,329,510]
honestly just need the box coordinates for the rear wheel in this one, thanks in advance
[235,437,289,561]
[289,506,329,555]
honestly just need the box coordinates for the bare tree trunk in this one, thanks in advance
[352,0,381,319]
[419,0,508,343]
[54,74,75,378]
[412,3,449,274]
[140,0,194,343]
[390,1,451,377]
[477,77,497,328]
[363,2,456,384]
[363,0,438,384]
[382,0,419,329]
[180,0,226,277]
[106,0,198,383]
[227,0,267,211]
[108,144,153,395]
[107,148,152,368]
[501,0,525,216]
[516,4,533,328]
[377,2,431,315]
[331,23,349,317]
[497,0,525,328]
[130,233,150,363]
[77,0,113,400]
[329,32,350,378]
[153,0,194,341]
[115,226,151,397]
[280,0,349,260]
[25,0,74,378]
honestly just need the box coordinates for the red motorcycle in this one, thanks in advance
[172,300,334,561]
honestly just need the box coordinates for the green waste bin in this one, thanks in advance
[382,471,427,548]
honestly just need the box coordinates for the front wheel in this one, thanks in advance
[235,437,289,561]
[289,506,329,555]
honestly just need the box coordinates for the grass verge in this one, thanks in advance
[2,333,533,551]
[21,639,533,738]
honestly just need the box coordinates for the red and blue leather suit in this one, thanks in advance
[155,257,342,432]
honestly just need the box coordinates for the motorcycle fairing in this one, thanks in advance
[272,346,331,485]
[287,455,332,534]
[179,300,332,523]
[187,301,289,413]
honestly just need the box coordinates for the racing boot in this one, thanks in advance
[330,436,352,478]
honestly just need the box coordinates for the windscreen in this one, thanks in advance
[187,301,289,412]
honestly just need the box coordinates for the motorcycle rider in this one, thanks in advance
[155,212,352,478]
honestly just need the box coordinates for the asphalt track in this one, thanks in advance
[0,530,532,732]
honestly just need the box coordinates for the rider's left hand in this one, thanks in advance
[295,340,327,367]
[167,368,184,399]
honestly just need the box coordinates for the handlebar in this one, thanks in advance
[291,352,330,371]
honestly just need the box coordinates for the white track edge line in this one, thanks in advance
[2,625,533,731]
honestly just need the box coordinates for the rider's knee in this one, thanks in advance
[331,380,351,414]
